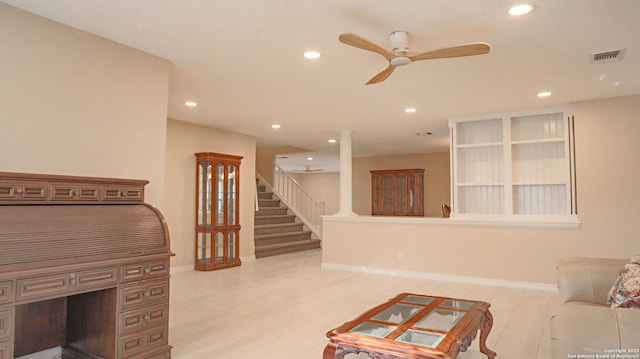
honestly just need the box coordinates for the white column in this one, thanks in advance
[336,129,357,216]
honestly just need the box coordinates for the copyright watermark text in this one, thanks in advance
[567,349,640,359]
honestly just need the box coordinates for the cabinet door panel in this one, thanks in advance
[0,309,12,339]
[119,308,147,334]
[16,273,71,301]
[119,332,147,357]
[0,282,12,305]
[120,279,169,311]
[147,326,169,349]
[147,261,169,278]
[120,286,147,309]
[118,326,168,357]
[147,281,169,304]
[76,267,118,289]
[0,182,47,201]
[119,304,168,336]
[121,264,145,282]
[0,340,11,359]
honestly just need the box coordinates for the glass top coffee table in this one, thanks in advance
[323,293,497,359]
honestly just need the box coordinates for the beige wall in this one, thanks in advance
[353,153,451,217]
[0,4,170,207]
[164,119,256,268]
[323,95,640,286]
[255,145,310,184]
[290,172,340,216]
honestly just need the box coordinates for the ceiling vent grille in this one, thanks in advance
[592,49,624,63]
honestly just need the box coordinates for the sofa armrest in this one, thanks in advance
[557,257,627,305]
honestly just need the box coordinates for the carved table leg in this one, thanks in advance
[323,342,348,359]
[479,310,497,359]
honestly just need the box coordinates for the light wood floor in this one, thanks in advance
[169,249,559,359]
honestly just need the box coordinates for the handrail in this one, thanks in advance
[256,166,324,239]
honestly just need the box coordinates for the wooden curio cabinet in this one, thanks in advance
[195,152,242,271]
[371,169,424,216]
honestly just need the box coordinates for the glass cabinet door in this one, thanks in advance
[228,164,236,225]
[195,152,243,271]
[214,232,224,263]
[197,161,212,226]
[215,162,225,226]
[395,175,407,214]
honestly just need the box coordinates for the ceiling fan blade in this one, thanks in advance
[408,42,490,62]
[339,33,395,61]
[365,65,396,85]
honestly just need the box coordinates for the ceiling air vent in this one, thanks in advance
[592,49,625,63]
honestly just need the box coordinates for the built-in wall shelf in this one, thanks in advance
[449,107,578,223]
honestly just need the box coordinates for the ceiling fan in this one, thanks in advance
[290,165,324,173]
[338,31,491,85]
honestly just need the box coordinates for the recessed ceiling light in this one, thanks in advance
[537,91,551,97]
[509,4,535,16]
[271,124,281,129]
[307,157,314,161]
[303,51,321,59]
[405,108,417,113]
[185,101,197,107]
[328,139,337,143]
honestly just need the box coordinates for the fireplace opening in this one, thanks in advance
[14,288,117,359]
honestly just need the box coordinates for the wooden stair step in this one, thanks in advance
[254,214,296,225]
[255,207,288,216]
[255,231,312,245]
[255,239,321,258]
[255,222,304,236]
[257,199,281,207]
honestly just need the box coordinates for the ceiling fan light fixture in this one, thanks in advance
[303,51,321,59]
[508,4,536,16]
[391,57,411,66]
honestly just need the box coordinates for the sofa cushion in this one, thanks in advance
[551,302,640,358]
[607,256,640,308]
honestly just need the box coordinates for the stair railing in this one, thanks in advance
[256,166,325,239]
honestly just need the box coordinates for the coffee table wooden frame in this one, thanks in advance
[323,293,497,359]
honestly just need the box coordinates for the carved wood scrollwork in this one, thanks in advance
[337,345,403,359]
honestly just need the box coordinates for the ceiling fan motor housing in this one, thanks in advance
[389,31,410,52]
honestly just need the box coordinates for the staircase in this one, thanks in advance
[255,183,321,258]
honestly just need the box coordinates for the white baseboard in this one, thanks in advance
[321,262,557,292]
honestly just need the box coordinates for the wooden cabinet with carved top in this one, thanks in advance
[371,169,424,216]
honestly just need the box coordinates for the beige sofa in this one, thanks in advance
[550,257,640,359]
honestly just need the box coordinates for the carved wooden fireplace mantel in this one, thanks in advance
[0,172,173,359]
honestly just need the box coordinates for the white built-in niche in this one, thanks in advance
[449,106,577,224]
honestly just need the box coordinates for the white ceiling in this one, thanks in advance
[4,0,639,165]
